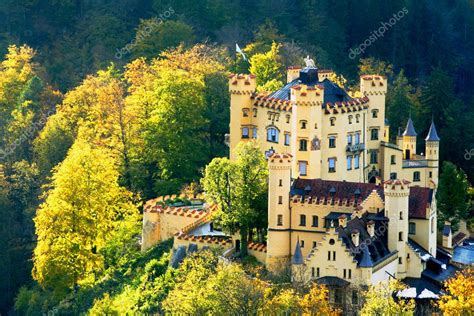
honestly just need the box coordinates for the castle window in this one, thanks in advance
[413,171,420,182]
[300,214,306,226]
[391,155,396,165]
[300,120,307,129]
[429,171,433,178]
[299,139,308,151]
[284,133,290,146]
[299,161,307,176]
[334,289,343,304]
[348,115,353,124]
[355,132,360,144]
[399,231,403,241]
[348,269,352,279]
[347,134,353,145]
[333,251,336,260]
[242,127,249,139]
[330,117,336,126]
[354,155,360,169]
[399,212,403,220]
[267,127,279,143]
[253,108,257,117]
[356,114,360,123]
[286,114,290,123]
[252,127,258,139]
[372,109,378,118]
[312,267,315,278]
[243,108,249,117]
[370,151,378,164]
[314,123,318,129]
[313,241,317,248]
[343,269,347,278]
[317,267,320,277]
[278,196,283,205]
[371,128,379,140]
[431,218,435,233]
[327,251,331,261]
[352,291,358,305]
[329,136,336,148]
[347,156,352,170]
[279,179,283,187]
[277,214,283,226]
[312,216,319,227]
[398,257,403,264]
[300,240,305,248]
[390,172,397,180]
[409,223,416,235]
[328,158,336,173]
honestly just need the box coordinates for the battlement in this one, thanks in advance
[291,194,363,208]
[229,73,256,94]
[268,153,292,169]
[252,94,292,112]
[323,96,369,115]
[290,84,324,104]
[360,75,388,95]
[383,179,411,196]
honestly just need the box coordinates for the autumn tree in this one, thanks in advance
[438,268,474,315]
[249,42,284,92]
[33,136,139,295]
[361,279,415,316]
[201,141,268,257]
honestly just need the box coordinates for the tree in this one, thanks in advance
[361,280,415,316]
[132,20,195,60]
[300,284,341,316]
[436,161,470,230]
[358,58,394,79]
[249,42,284,92]
[201,141,268,257]
[438,268,474,316]
[32,136,139,295]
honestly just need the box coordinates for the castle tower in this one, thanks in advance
[401,117,417,160]
[228,74,257,160]
[425,120,440,186]
[266,153,292,271]
[290,67,323,179]
[384,179,410,279]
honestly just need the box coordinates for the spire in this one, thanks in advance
[425,120,440,141]
[402,117,417,136]
[292,238,304,265]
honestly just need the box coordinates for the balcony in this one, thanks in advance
[402,160,428,168]
[346,143,365,153]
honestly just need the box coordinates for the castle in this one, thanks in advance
[142,63,469,311]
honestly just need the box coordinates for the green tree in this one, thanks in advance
[202,141,268,257]
[249,42,284,92]
[32,136,139,295]
[361,280,415,316]
[436,161,470,230]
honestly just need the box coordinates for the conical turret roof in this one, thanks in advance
[292,239,304,265]
[402,117,417,136]
[425,120,440,141]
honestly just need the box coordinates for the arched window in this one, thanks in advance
[356,114,360,123]
[242,108,249,117]
[330,117,336,126]
[348,115,353,124]
[300,120,307,129]
[372,109,379,118]
[267,127,279,143]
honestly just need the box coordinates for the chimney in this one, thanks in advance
[287,66,301,83]
[338,215,347,228]
[351,229,360,247]
[367,220,375,237]
[442,221,452,249]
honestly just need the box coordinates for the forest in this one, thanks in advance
[0,0,473,314]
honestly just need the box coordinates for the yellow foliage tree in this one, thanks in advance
[300,284,341,316]
[361,279,415,316]
[438,268,474,316]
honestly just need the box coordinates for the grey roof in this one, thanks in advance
[425,120,440,141]
[316,276,350,287]
[403,277,442,299]
[170,246,187,268]
[359,246,374,267]
[292,239,304,265]
[266,68,352,104]
[442,224,451,237]
[408,238,432,262]
[452,244,474,265]
[188,243,198,253]
[403,118,417,136]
